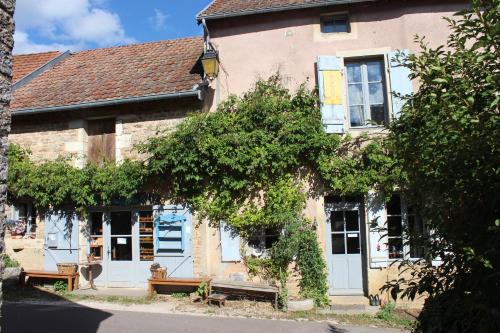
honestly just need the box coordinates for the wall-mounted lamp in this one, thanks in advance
[201,49,219,80]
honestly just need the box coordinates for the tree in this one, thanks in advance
[386,1,500,331]
[0,0,15,330]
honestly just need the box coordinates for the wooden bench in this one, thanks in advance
[147,277,211,297]
[207,293,227,307]
[209,279,280,308]
[20,270,79,292]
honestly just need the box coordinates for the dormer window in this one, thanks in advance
[321,14,350,33]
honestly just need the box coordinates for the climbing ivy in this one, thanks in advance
[140,75,396,306]
[7,144,147,214]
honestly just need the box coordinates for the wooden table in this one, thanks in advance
[147,277,211,297]
[79,261,102,290]
[20,270,79,292]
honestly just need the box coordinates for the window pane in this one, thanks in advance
[331,233,345,254]
[91,212,103,235]
[386,195,401,215]
[387,216,403,237]
[345,211,359,231]
[332,18,349,33]
[331,211,344,232]
[346,233,360,254]
[369,83,384,105]
[348,84,364,105]
[346,64,362,83]
[409,215,425,258]
[388,237,403,259]
[111,236,132,261]
[111,212,132,235]
[350,106,365,127]
[321,21,335,33]
[370,105,386,125]
[367,61,383,82]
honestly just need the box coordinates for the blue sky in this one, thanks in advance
[13,0,212,54]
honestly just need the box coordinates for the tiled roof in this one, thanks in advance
[198,0,373,20]
[12,37,204,111]
[12,51,62,83]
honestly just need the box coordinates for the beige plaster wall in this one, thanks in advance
[208,0,467,108]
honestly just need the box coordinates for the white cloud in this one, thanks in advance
[149,9,168,31]
[13,0,135,54]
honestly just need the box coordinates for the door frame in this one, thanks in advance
[88,205,152,287]
[325,201,367,296]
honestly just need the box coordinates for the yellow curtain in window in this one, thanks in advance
[323,70,342,105]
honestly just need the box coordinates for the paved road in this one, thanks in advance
[3,303,405,333]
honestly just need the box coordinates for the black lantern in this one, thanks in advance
[201,49,219,80]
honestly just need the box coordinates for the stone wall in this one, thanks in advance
[0,0,15,328]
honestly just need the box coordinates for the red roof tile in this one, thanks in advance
[198,0,372,20]
[13,51,62,83]
[12,37,204,111]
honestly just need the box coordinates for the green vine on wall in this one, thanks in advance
[7,144,147,214]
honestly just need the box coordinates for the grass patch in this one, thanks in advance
[286,309,414,330]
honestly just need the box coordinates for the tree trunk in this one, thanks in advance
[0,0,15,330]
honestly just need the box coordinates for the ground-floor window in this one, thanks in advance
[139,211,154,261]
[10,202,37,236]
[247,228,281,256]
[386,194,425,260]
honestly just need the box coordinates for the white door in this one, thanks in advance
[104,211,136,287]
[326,204,364,295]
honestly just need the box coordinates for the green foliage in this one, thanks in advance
[3,255,19,268]
[385,1,500,332]
[196,281,209,298]
[140,74,394,308]
[7,144,147,213]
[171,292,188,299]
[53,281,67,293]
[376,302,396,321]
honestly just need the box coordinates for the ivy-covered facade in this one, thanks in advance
[5,0,470,308]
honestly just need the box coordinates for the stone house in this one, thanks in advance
[6,38,211,287]
[6,0,469,307]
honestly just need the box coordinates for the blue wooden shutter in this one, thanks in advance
[317,56,345,133]
[220,221,240,262]
[388,49,413,119]
[44,212,80,271]
[367,191,389,268]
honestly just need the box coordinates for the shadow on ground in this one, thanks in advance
[2,284,113,333]
[328,324,348,333]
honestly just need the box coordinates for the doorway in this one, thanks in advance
[325,202,364,295]
[105,211,135,287]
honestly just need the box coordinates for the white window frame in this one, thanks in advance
[344,58,389,129]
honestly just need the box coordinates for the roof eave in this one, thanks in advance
[12,90,200,117]
[196,0,375,22]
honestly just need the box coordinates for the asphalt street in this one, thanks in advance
[3,303,406,333]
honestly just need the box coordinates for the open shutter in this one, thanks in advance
[44,212,80,271]
[388,50,413,119]
[317,56,345,133]
[367,191,389,268]
[220,221,241,262]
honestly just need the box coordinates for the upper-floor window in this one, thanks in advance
[346,59,388,127]
[87,118,116,164]
[321,14,350,33]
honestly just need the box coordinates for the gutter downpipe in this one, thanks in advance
[12,90,200,117]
